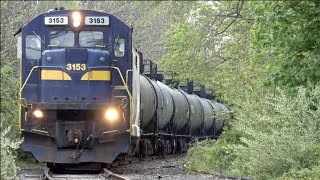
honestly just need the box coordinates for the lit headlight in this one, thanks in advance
[72,11,81,28]
[105,107,119,122]
[33,109,43,118]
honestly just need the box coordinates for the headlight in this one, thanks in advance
[33,109,43,118]
[105,107,119,122]
[72,11,81,28]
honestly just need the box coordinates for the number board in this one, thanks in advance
[85,16,109,25]
[45,17,68,25]
[67,64,86,71]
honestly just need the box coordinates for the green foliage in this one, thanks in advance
[230,86,320,179]
[187,130,243,174]
[1,123,22,180]
[278,165,320,180]
[249,1,320,89]
[0,64,19,138]
[187,86,320,179]
[161,1,262,102]
[162,2,320,178]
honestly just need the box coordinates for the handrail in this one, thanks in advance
[89,65,135,133]
[125,70,133,87]
[19,66,65,129]
[19,66,64,97]
[88,66,132,99]
[128,50,141,134]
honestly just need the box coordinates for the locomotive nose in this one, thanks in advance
[41,49,112,103]
[65,48,88,63]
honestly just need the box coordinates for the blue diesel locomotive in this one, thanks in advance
[17,8,230,168]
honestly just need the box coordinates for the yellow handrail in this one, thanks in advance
[124,69,133,133]
[126,50,141,134]
[19,66,40,130]
[113,67,132,99]
[19,66,39,96]
[125,70,133,87]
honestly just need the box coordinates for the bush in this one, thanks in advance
[1,121,22,180]
[230,86,320,179]
[186,86,320,179]
[278,165,320,180]
[186,129,243,174]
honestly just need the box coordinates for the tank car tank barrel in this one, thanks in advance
[168,88,189,131]
[179,91,204,135]
[139,75,174,131]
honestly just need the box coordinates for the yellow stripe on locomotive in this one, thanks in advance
[41,70,72,80]
[81,70,111,81]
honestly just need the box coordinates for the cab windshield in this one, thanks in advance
[50,31,74,47]
[79,31,103,47]
[49,31,104,48]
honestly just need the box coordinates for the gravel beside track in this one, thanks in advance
[112,155,231,180]
[17,155,250,180]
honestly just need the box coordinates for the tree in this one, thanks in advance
[160,1,261,102]
[249,1,320,89]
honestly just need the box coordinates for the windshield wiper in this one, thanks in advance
[33,31,44,44]
[113,34,120,50]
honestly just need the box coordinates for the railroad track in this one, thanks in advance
[19,168,129,180]
[18,154,252,180]
[18,155,179,180]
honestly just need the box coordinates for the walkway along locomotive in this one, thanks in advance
[16,8,231,167]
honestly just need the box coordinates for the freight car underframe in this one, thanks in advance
[136,112,221,158]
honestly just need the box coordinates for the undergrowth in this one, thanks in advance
[187,86,320,179]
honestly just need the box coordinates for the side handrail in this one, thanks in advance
[19,66,65,101]
[87,66,132,99]
[125,70,133,87]
[88,65,135,133]
[129,50,141,134]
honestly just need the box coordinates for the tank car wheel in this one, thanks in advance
[158,140,165,157]
[153,137,159,155]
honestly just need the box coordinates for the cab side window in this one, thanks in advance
[26,35,41,59]
[114,35,125,57]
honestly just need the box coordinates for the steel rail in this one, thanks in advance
[102,168,130,180]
